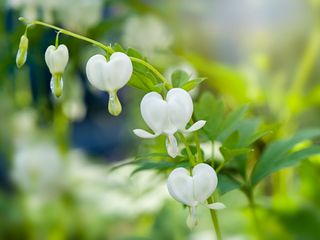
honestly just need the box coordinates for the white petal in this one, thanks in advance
[192,163,218,203]
[140,92,170,135]
[45,44,69,74]
[167,167,195,206]
[86,54,109,91]
[206,202,226,210]
[166,134,178,158]
[107,52,133,90]
[167,88,193,131]
[86,52,133,92]
[184,120,206,133]
[133,129,158,138]
[186,206,198,229]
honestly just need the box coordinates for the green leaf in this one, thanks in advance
[251,129,320,185]
[113,43,125,53]
[194,92,224,140]
[171,70,190,88]
[131,160,190,176]
[220,147,252,161]
[217,174,242,195]
[217,105,249,142]
[181,78,206,91]
[128,61,163,92]
[127,47,144,59]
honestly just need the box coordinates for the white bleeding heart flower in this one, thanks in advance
[167,163,225,229]
[86,52,133,116]
[45,44,69,97]
[133,88,206,158]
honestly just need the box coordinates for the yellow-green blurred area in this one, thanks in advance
[1,0,320,239]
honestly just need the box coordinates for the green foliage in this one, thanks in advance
[251,129,320,185]
[170,69,205,91]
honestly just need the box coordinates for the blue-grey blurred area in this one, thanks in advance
[1,0,320,239]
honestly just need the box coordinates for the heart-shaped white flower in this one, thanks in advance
[133,88,206,157]
[86,52,133,116]
[167,163,225,228]
[45,44,69,97]
[45,44,69,75]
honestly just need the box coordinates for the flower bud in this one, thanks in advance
[16,35,29,68]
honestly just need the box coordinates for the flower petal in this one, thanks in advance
[140,92,170,135]
[184,120,206,133]
[167,88,193,131]
[166,134,178,158]
[133,129,159,138]
[86,54,108,91]
[107,52,133,90]
[206,202,226,210]
[167,167,195,206]
[186,206,198,229]
[192,163,218,203]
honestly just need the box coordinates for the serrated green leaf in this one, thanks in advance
[251,129,320,185]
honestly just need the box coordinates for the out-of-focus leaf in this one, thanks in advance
[131,160,190,176]
[218,105,249,141]
[171,70,190,88]
[113,43,125,53]
[185,53,249,103]
[220,147,252,161]
[217,174,242,195]
[195,92,224,140]
[251,129,320,185]
[181,78,206,91]
[127,47,144,59]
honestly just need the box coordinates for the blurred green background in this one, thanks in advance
[1,0,320,239]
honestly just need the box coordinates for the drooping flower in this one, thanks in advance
[16,35,28,68]
[133,88,206,158]
[167,163,225,229]
[45,44,69,97]
[86,52,133,116]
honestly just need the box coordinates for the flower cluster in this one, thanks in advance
[16,22,225,230]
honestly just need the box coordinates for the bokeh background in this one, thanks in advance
[1,0,320,239]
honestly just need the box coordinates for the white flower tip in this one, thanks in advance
[133,129,158,138]
[206,202,226,210]
[185,120,206,133]
[166,135,178,158]
[187,213,198,229]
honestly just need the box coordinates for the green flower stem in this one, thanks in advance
[178,133,196,166]
[246,188,264,240]
[207,197,222,240]
[18,17,171,88]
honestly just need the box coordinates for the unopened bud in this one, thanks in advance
[16,35,28,68]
